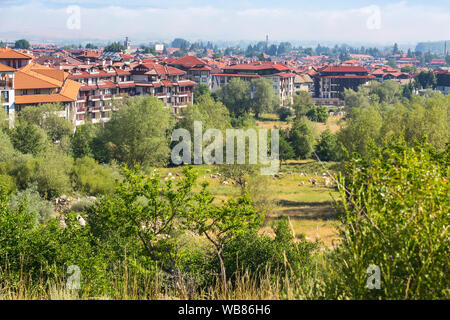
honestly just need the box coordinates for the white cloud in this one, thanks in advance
[0,1,448,43]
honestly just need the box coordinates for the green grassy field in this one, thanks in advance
[256,113,345,134]
[158,159,341,248]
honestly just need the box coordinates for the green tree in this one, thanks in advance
[10,121,49,155]
[71,123,99,158]
[367,80,401,104]
[416,71,437,89]
[217,78,251,116]
[329,139,449,299]
[343,88,371,114]
[179,94,231,135]
[386,59,397,69]
[276,106,292,121]
[315,129,342,161]
[401,65,418,74]
[305,105,329,123]
[171,38,190,50]
[392,43,400,54]
[288,117,316,159]
[193,84,211,103]
[188,184,262,291]
[279,135,295,167]
[337,106,382,159]
[104,42,125,52]
[12,148,73,199]
[71,157,117,196]
[99,96,174,167]
[19,103,73,143]
[0,130,17,161]
[85,43,98,49]
[14,39,30,49]
[251,78,276,119]
[293,91,315,117]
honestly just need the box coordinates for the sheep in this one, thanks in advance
[77,215,86,227]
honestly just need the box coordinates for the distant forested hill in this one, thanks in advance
[415,41,449,54]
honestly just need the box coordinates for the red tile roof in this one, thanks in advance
[320,66,369,73]
[169,56,207,68]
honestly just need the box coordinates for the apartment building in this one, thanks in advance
[211,62,295,104]
[167,56,212,89]
[0,63,15,127]
[0,48,80,127]
[68,63,134,125]
[131,62,196,115]
[313,66,374,100]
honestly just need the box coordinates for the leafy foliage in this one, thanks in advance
[98,96,174,167]
[329,139,449,299]
[217,78,251,116]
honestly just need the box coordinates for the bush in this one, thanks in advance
[276,107,292,121]
[0,174,16,194]
[315,129,343,161]
[69,198,95,213]
[0,130,17,162]
[11,149,72,199]
[71,157,118,196]
[9,184,55,224]
[9,121,49,155]
[218,218,318,281]
[288,117,317,159]
[328,139,449,299]
[305,105,329,123]
[71,123,99,159]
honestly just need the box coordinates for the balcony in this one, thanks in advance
[90,106,101,113]
[175,91,191,96]
[0,80,13,90]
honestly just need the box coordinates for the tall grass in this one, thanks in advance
[0,259,328,300]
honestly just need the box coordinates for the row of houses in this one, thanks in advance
[2,45,449,129]
[0,48,80,128]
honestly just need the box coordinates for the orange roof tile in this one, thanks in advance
[0,64,16,72]
[14,62,80,105]
[15,71,60,89]
[15,94,75,104]
[0,48,33,60]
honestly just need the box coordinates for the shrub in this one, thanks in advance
[328,139,449,299]
[288,117,317,159]
[218,218,318,281]
[9,184,55,224]
[0,130,17,162]
[71,157,118,196]
[0,174,16,194]
[11,149,72,199]
[315,129,343,161]
[9,121,49,155]
[305,105,329,123]
[276,107,292,121]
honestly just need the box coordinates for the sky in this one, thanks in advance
[0,0,449,45]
